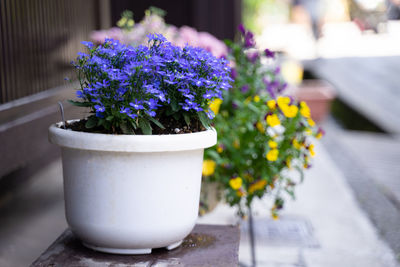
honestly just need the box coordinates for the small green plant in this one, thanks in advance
[203,25,323,217]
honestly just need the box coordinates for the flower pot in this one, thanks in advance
[48,121,217,255]
[294,79,336,123]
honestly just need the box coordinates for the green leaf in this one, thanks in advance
[172,112,180,121]
[183,113,191,126]
[146,115,165,129]
[198,111,211,129]
[120,122,133,134]
[97,118,105,127]
[171,100,179,111]
[85,116,98,129]
[139,118,152,135]
[68,100,91,107]
[106,115,114,121]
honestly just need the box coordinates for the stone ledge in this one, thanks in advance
[31,224,240,267]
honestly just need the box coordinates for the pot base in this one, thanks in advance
[82,240,183,255]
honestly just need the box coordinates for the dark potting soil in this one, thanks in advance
[64,116,207,135]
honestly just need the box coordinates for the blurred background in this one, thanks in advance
[1,0,400,266]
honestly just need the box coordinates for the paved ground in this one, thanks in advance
[0,160,66,267]
[199,135,400,267]
[0,128,399,266]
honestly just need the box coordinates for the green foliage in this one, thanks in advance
[203,28,323,217]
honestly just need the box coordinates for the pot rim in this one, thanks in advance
[49,120,217,152]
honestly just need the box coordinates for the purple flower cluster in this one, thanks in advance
[72,34,232,132]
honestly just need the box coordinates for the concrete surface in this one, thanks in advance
[31,225,240,267]
[0,139,399,266]
[198,141,400,267]
[0,160,67,267]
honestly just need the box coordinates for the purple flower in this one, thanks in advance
[231,68,238,79]
[244,31,255,48]
[76,90,84,98]
[247,51,259,63]
[81,41,94,48]
[129,100,144,110]
[264,48,275,58]
[120,107,130,114]
[94,104,105,112]
[238,24,246,35]
[241,85,249,93]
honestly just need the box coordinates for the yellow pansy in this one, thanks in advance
[281,105,298,118]
[308,144,316,157]
[277,96,290,108]
[268,140,278,149]
[253,95,260,102]
[209,98,223,115]
[316,132,323,139]
[267,99,276,110]
[217,144,224,153]
[266,114,280,127]
[202,160,216,176]
[248,180,267,194]
[305,128,313,135]
[256,121,264,133]
[272,213,279,220]
[293,139,302,149]
[266,149,279,161]
[300,101,311,118]
[229,177,243,190]
[307,118,315,127]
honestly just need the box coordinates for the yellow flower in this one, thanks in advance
[281,105,298,118]
[308,144,316,157]
[117,17,127,27]
[202,160,216,176]
[248,180,267,194]
[244,96,252,105]
[256,121,264,133]
[267,100,276,110]
[300,101,311,118]
[307,118,315,127]
[286,157,292,169]
[209,98,223,115]
[266,149,279,161]
[127,19,134,28]
[236,189,245,197]
[277,96,290,108]
[233,139,240,149]
[253,95,260,102]
[305,128,312,135]
[229,177,243,190]
[217,144,224,153]
[293,139,302,149]
[266,114,280,127]
[268,140,278,149]
[316,132,323,139]
[272,213,279,220]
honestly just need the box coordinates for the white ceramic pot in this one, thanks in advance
[48,121,216,255]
